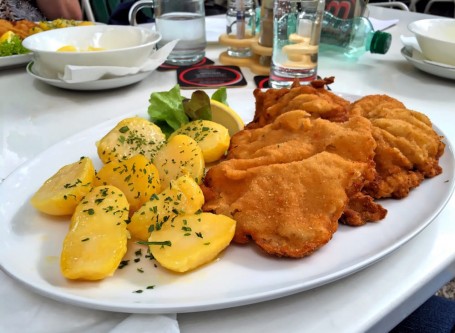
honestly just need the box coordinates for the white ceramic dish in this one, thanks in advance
[22,25,161,78]
[0,94,453,314]
[401,46,455,80]
[408,18,455,67]
[0,53,33,69]
[26,61,152,90]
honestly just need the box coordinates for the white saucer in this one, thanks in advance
[401,46,455,80]
[26,61,153,90]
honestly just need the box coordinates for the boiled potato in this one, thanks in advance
[129,175,204,241]
[94,154,160,214]
[61,185,130,280]
[170,120,230,163]
[148,212,236,273]
[30,157,95,216]
[153,134,205,191]
[96,117,166,164]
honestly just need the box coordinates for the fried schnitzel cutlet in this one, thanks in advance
[249,83,350,129]
[202,152,369,258]
[350,95,445,199]
[227,109,387,227]
[202,83,445,259]
[228,110,375,164]
[202,109,385,257]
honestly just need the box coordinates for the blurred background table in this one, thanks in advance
[1,6,454,333]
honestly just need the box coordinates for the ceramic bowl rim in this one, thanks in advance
[22,25,161,54]
[408,18,455,45]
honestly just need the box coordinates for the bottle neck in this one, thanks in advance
[364,30,375,51]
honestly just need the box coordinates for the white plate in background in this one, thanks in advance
[0,53,33,69]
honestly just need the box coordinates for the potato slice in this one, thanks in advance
[171,120,230,163]
[147,212,236,273]
[30,157,95,216]
[96,117,166,164]
[129,175,204,241]
[153,134,205,191]
[94,154,160,214]
[61,185,130,280]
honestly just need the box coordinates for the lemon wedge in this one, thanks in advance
[57,45,78,52]
[0,31,16,43]
[209,99,244,136]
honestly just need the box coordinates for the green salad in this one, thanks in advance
[0,32,30,57]
[148,84,228,137]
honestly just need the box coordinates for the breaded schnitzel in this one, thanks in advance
[202,84,444,258]
[202,152,369,258]
[249,84,350,129]
[226,109,387,227]
[350,95,445,199]
[202,110,385,257]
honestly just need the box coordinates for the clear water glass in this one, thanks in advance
[269,0,325,88]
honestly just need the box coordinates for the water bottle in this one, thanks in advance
[320,11,391,59]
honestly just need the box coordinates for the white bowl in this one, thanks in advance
[408,18,455,67]
[22,25,161,78]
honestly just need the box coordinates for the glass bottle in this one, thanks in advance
[226,0,257,57]
[320,11,392,59]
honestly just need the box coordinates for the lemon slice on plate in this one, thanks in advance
[209,99,244,136]
[0,31,16,43]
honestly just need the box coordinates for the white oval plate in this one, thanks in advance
[401,46,455,80]
[0,53,33,69]
[0,94,454,314]
[26,61,152,90]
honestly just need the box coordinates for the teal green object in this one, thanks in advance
[320,11,392,59]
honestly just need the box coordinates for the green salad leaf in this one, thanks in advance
[148,85,228,137]
[182,90,212,121]
[148,85,189,137]
[0,34,30,57]
[210,87,228,105]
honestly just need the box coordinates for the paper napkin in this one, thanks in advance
[58,40,178,83]
[401,35,422,52]
[369,17,399,31]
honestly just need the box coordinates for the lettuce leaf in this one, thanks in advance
[148,85,189,137]
[148,84,227,137]
[210,87,228,105]
[182,90,212,121]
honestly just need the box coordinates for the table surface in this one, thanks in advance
[1,7,455,333]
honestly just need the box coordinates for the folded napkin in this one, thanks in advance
[58,40,178,84]
[0,270,180,333]
[369,17,399,31]
[401,35,455,69]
